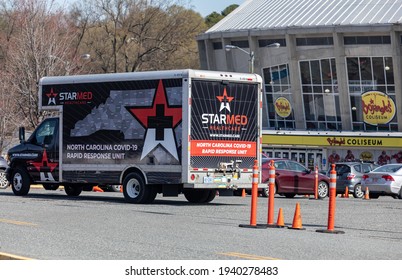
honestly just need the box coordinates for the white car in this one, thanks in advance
[361,164,402,199]
[0,156,10,189]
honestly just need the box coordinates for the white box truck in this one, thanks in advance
[6,69,262,203]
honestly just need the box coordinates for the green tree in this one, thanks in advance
[205,4,239,28]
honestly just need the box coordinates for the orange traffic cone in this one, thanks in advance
[241,189,246,197]
[289,203,305,230]
[92,186,104,192]
[342,187,349,198]
[276,208,285,228]
[363,187,370,200]
[120,185,123,193]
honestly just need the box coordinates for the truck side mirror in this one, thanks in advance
[19,127,25,143]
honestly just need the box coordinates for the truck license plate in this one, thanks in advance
[203,177,213,183]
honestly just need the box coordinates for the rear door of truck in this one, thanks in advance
[188,73,262,188]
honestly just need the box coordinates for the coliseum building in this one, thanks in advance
[197,0,402,170]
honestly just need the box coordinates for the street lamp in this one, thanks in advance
[49,54,91,75]
[225,42,280,73]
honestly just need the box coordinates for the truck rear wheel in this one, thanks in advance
[123,172,155,204]
[11,168,30,196]
[183,189,215,203]
[64,185,83,196]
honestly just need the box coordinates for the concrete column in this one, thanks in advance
[204,39,216,70]
[286,34,305,129]
[391,29,402,130]
[223,38,234,72]
[333,32,352,130]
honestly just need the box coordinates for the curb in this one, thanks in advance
[0,252,32,260]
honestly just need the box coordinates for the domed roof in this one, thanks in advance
[206,0,402,33]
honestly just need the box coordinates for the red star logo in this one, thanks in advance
[46,88,58,105]
[216,88,234,112]
[126,79,182,160]
[128,80,181,129]
[31,150,58,172]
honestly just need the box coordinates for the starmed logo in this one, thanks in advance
[201,87,248,131]
[216,88,234,112]
[46,88,58,105]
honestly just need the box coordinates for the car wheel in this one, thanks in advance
[109,185,121,192]
[262,184,277,197]
[398,188,402,199]
[317,181,329,199]
[353,184,364,198]
[0,170,9,189]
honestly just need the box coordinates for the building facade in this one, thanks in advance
[196,0,402,171]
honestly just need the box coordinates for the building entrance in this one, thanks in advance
[263,148,323,171]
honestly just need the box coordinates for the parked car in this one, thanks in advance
[261,158,330,199]
[361,163,402,199]
[0,156,10,189]
[327,161,378,198]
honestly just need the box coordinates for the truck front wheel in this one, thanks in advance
[11,168,30,196]
[123,173,155,204]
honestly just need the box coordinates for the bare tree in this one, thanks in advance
[76,0,206,73]
[0,0,86,129]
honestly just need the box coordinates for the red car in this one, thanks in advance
[261,158,330,199]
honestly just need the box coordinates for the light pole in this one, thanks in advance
[225,42,280,73]
[49,54,91,75]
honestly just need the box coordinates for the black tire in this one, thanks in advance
[64,185,83,196]
[146,186,158,203]
[317,181,329,199]
[262,183,277,197]
[262,187,269,197]
[110,185,121,192]
[11,168,31,196]
[123,172,154,204]
[0,170,9,189]
[183,189,211,203]
[353,184,364,198]
[204,190,216,203]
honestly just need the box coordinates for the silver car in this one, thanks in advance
[328,161,378,198]
[0,156,9,189]
[361,164,402,199]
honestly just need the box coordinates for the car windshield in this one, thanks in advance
[373,164,402,173]
[274,161,287,170]
[287,161,307,172]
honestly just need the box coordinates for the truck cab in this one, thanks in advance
[7,117,60,195]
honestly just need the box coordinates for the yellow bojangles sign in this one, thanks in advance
[262,134,402,147]
[274,97,292,118]
[361,91,396,125]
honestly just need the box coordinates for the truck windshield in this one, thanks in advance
[30,119,58,146]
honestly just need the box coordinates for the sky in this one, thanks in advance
[189,0,245,17]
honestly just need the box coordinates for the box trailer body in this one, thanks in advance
[7,69,262,203]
